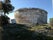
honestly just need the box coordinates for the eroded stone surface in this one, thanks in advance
[14,8,47,26]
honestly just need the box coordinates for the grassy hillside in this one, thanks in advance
[0,24,53,40]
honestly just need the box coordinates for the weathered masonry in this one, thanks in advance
[14,8,47,26]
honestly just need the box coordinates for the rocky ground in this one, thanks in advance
[0,24,53,40]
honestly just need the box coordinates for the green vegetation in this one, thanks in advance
[1,24,53,40]
[30,24,53,31]
[50,18,53,26]
[0,0,14,14]
[0,0,14,26]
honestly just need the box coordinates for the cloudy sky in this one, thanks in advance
[6,0,52,22]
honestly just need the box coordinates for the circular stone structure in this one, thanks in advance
[14,8,47,26]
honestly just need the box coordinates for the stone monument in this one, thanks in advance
[15,8,48,26]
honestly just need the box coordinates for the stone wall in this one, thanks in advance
[14,8,47,26]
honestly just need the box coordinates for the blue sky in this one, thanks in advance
[7,0,52,22]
